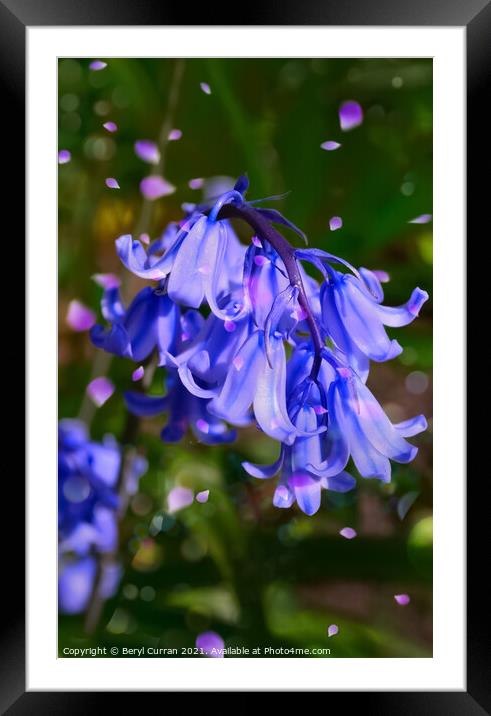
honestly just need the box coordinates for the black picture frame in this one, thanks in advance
[2,0,482,711]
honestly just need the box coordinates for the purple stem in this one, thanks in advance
[217,202,324,378]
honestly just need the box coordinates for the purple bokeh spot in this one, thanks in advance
[58,149,71,165]
[196,631,224,657]
[408,214,432,224]
[339,527,357,540]
[167,486,194,514]
[66,300,96,332]
[188,177,204,190]
[132,366,145,382]
[394,593,411,606]
[134,140,160,165]
[327,624,339,637]
[87,377,115,407]
[339,100,363,131]
[140,176,176,200]
[321,141,341,151]
[92,273,120,290]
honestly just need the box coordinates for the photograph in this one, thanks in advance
[57,56,433,660]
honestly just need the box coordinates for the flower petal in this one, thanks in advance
[394,593,411,605]
[408,214,432,224]
[167,217,208,307]
[124,391,168,417]
[140,175,175,200]
[321,141,341,151]
[58,149,71,164]
[346,378,419,463]
[210,331,266,423]
[323,471,356,492]
[339,100,363,131]
[167,486,194,513]
[59,556,96,614]
[196,631,225,658]
[394,415,427,437]
[329,216,343,231]
[66,300,96,331]
[92,273,121,290]
[327,624,339,637]
[254,335,297,444]
[168,128,182,141]
[373,287,429,327]
[242,449,284,479]
[288,472,321,516]
[87,377,114,407]
[134,140,160,164]
[339,526,357,539]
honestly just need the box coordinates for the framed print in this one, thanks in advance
[0,0,485,710]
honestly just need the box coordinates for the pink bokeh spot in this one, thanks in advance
[66,300,96,332]
[196,631,224,657]
[339,527,357,540]
[167,487,194,514]
[58,149,71,165]
[188,177,204,190]
[86,377,115,407]
[327,624,339,637]
[394,594,411,606]
[408,214,432,224]
[321,140,341,151]
[92,273,120,290]
[140,176,176,200]
[134,140,160,165]
[372,269,390,283]
[339,100,364,131]
[132,366,145,382]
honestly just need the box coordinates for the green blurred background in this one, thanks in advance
[59,58,432,657]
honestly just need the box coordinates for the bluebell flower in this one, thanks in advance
[115,201,246,319]
[58,419,147,613]
[298,249,428,376]
[90,284,180,366]
[90,175,429,516]
[322,360,427,483]
[58,555,121,615]
[171,243,314,445]
[125,370,237,444]
[242,346,426,514]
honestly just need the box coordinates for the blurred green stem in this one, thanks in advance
[78,59,186,426]
[83,60,186,635]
